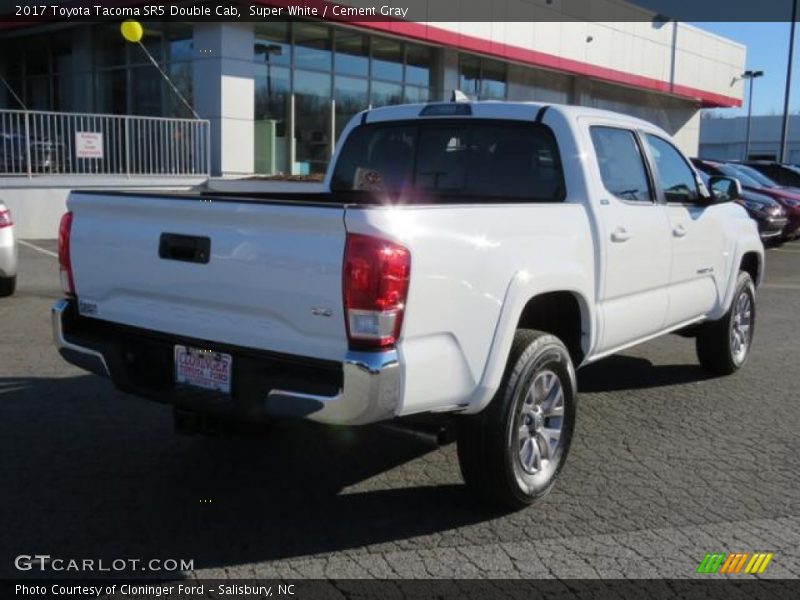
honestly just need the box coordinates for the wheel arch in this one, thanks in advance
[740,251,761,287]
[710,240,764,321]
[464,272,593,414]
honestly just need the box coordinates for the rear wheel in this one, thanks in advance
[0,275,16,297]
[457,330,577,510]
[696,271,755,375]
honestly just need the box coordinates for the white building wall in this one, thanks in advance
[572,78,700,153]
[700,115,800,162]
[333,0,745,106]
[671,111,701,156]
[193,22,255,176]
[506,65,572,104]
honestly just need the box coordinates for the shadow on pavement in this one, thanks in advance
[0,374,495,578]
[578,354,714,393]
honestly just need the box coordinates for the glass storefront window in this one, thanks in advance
[371,38,403,82]
[168,24,194,63]
[405,44,432,87]
[130,66,162,116]
[52,35,73,76]
[94,25,127,68]
[55,74,75,112]
[95,69,126,114]
[371,80,403,107]
[334,75,368,137]
[255,65,290,127]
[25,77,50,110]
[459,55,480,98]
[167,62,194,117]
[2,44,23,80]
[26,45,49,76]
[334,31,369,77]
[459,54,506,100]
[294,23,331,72]
[138,24,164,64]
[481,59,507,100]
[294,69,332,174]
[254,64,290,174]
[254,22,291,67]
[403,85,429,104]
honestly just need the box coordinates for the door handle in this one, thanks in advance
[611,227,631,243]
[673,224,688,238]
[159,233,211,264]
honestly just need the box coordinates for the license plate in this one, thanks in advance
[174,345,232,394]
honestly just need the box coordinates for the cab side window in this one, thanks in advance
[590,127,653,203]
[644,134,700,204]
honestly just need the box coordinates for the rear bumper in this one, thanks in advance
[51,298,401,425]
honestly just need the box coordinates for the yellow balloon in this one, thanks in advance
[120,20,143,43]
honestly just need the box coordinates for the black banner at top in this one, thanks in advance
[0,0,798,24]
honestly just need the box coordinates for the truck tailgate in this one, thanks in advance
[67,192,348,361]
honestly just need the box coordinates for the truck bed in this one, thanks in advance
[67,190,350,362]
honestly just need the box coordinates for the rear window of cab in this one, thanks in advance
[331,120,566,204]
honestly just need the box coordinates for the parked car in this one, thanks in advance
[692,158,800,240]
[0,132,26,173]
[0,130,66,174]
[0,201,17,296]
[52,101,763,509]
[697,170,787,243]
[743,160,800,188]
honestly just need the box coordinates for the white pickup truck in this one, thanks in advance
[53,100,763,508]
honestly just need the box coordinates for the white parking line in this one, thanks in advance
[18,239,58,258]
[771,248,800,254]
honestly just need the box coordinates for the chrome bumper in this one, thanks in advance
[52,298,110,377]
[51,298,401,426]
[265,351,401,425]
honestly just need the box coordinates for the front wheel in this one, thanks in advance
[696,271,755,375]
[457,330,577,510]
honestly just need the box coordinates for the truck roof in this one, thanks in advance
[362,100,663,133]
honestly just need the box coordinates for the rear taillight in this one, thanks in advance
[343,233,410,350]
[58,211,75,296]
[0,209,11,228]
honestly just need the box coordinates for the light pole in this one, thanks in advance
[742,70,764,161]
[779,0,798,163]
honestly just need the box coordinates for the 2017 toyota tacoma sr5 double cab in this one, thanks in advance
[53,101,764,509]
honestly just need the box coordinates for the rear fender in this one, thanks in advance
[463,270,593,414]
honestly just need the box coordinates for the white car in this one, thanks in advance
[51,100,763,508]
[0,200,17,296]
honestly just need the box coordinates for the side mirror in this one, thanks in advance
[708,176,741,203]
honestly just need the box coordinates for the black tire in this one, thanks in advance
[457,329,577,510]
[0,275,16,297]
[696,271,755,376]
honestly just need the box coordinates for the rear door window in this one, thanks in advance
[590,126,653,203]
[331,120,565,203]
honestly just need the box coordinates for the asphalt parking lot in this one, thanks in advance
[1,239,799,580]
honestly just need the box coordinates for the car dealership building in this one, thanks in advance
[0,0,746,237]
[0,1,746,177]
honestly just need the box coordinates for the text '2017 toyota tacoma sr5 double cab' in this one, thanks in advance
[53,100,763,508]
